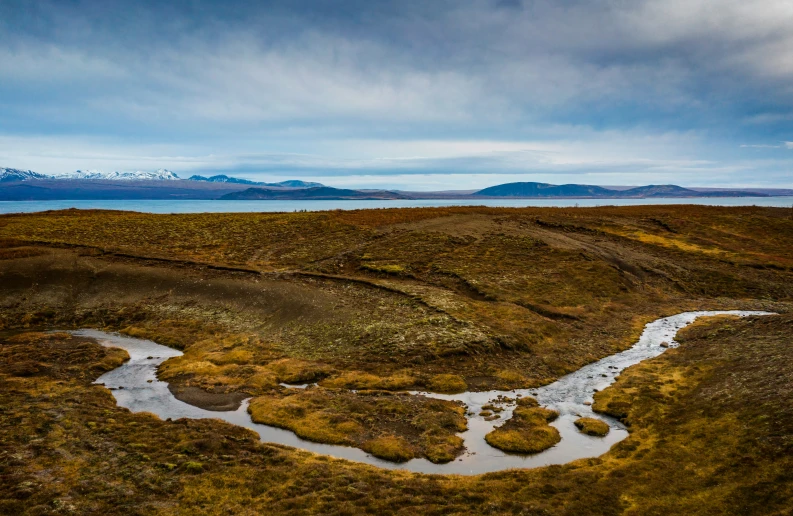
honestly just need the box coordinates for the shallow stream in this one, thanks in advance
[82,310,772,475]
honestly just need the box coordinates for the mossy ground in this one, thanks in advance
[3,314,792,514]
[1,206,791,392]
[248,387,467,463]
[0,206,792,512]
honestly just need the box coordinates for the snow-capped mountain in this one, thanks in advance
[58,169,181,181]
[0,167,52,182]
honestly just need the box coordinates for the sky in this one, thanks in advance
[1,0,792,190]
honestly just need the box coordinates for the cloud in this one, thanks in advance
[0,0,792,186]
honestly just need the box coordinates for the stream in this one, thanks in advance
[82,310,772,475]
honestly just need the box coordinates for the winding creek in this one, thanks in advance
[80,310,773,475]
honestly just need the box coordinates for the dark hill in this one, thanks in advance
[476,182,768,198]
[220,187,408,200]
[475,182,615,197]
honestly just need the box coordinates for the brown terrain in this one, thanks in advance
[0,205,792,514]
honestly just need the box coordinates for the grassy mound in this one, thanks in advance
[485,406,561,454]
[362,436,415,462]
[485,425,561,454]
[574,417,610,436]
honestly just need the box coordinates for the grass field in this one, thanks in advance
[0,205,791,513]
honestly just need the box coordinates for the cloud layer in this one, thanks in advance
[1,0,792,188]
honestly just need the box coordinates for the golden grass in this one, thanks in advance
[485,405,561,454]
[427,373,467,394]
[320,370,417,390]
[361,435,415,462]
[515,395,539,407]
[247,387,467,463]
[484,425,561,454]
[574,417,610,437]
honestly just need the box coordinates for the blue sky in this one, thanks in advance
[1,0,792,189]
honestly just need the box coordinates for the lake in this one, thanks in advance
[0,197,791,214]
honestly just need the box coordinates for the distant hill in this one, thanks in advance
[188,175,324,188]
[188,175,259,185]
[221,187,408,200]
[476,182,614,197]
[275,180,325,188]
[475,182,768,198]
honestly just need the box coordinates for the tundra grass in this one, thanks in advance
[3,314,792,514]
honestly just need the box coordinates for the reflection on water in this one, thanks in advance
[80,310,773,475]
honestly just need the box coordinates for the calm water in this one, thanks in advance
[2,197,792,214]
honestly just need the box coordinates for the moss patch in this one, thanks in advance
[485,406,561,454]
[427,373,467,394]
[574,417,610,437]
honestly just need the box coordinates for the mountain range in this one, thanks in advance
[61,169,181,181]
[188,175,323,188]
[474,182,768,198]
[1,167,322,186]
[1,167,786,201]
[0,168,50,182]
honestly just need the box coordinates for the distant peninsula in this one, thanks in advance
[221,187,409,200]
[473,182,768,198]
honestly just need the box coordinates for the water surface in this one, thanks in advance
[3,197,792,214]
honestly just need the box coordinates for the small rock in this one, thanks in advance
[660,342,669,348]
